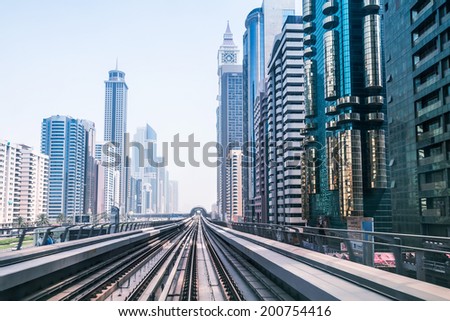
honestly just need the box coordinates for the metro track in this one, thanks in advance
[4,215,448,301]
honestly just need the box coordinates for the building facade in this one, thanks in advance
[385,0,450,236]
[130,124,158,214]
[17,145,49,225]
[226,149,244,222]
[168,180,179,213]
[83,120,97,217]
[104,68,128,213]
[41,115,95,222]
[0,141,21,228]
[301,0,391,231]
[253,87,269,223]
[243,8,265,222]
[216,22,244,221]
[243,0,297,222]
[0,141,49,228]
[267,16,306,224]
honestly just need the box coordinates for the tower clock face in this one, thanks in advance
[222,52,236,64]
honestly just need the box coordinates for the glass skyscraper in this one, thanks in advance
[302,0,391,231]
[385,0,450,236]
[131,124,158,214]
[243,0,297,222]
[104,68,128,213]
[243,8,264,221]
[41,116,96,222]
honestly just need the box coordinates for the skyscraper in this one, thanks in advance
[217,22,244,221]
[301,0,391,231]
[243,8,264,221]
[83,120,97,217]
[262,0,296,74]
[0,140,49,228]
[0,141,21,228]
[17,144,49,225]
[168,180,179,213]
[157,160,168,213]
[384,0,450,236]
[104,67,128,213]
[243,0,297,222]
[267,16,306,225]
[254,87,269,223]
[130,124,158,214]
[226,148,244,222]
[41,116,95,222]
[95,141,107,217]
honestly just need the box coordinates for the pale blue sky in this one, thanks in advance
[0,0,299,212]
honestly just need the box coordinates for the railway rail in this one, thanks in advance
[2,215,449,301]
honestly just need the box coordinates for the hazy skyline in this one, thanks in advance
[0,0,301,212]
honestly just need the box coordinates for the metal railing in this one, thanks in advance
[218,221,450,289]
[0,219,180,252]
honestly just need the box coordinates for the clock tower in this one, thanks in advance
[218,21,239,69]
[216,21,243,222]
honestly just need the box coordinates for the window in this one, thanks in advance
[441,28,450,50]
[414,64,439,92]
[416,116,442,141]
[413,38,438,67]
[411,0,433,23]
[420,197,445,216]
[423,170,444,184]
[416,90,441,116]
[443,56,450,76]
[440,2,450,21]
[444,85,450,105]
[418,143,442,159]
[412,15,436,44]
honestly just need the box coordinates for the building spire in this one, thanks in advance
[225,20,231,34]
[222,21,235,46]
[115,57,118,70]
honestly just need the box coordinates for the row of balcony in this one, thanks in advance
[324,96,384,115]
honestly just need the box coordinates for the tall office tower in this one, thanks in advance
[254,86,269,223]
[226,149,244,222]
[98,142,117,216]
[17,145,49,225]
[104,68,128,213]
[266,16,306,225]
[130,178,142,214]
[164,171,170,213]
[301,0,391,231]
[41,116,95,222]
[131,124,158,214]
[168,180,179,213]
[385,0,450,236]
[243,0,296,222]
[0,141,49,228]
[216,22,244,221]
[83,120,97,217]
[95,142,105,216]
[243,8,264,223]
[262,0,297,75]
[157,161,168,213]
